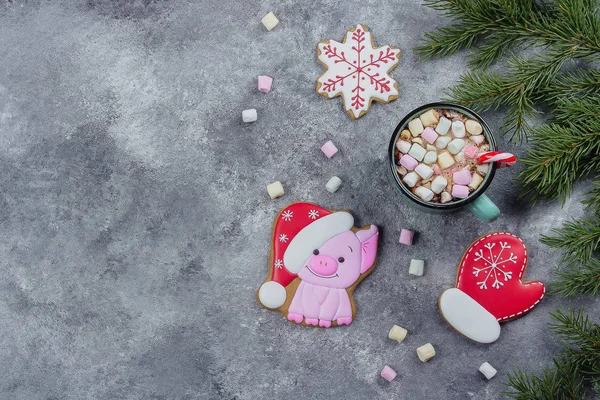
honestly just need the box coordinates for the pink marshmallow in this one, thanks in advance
[453,170,472,185]
[464,145,479,159]
[321,140,338,158]
[452,184,469,198]
[381,365,397,382]
[399,154,418,171]
[421,127,439,144]
[433,164,441,175]
[258,75,273,93]
[399,229,415,245]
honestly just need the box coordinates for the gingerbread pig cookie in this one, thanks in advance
[316,24,401,119]
[257,202,379,327]
[439,232,545,343]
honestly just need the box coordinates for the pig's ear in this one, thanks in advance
[356,225,379,274]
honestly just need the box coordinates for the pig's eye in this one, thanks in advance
[338,257,345,263]
[313,249,319,255]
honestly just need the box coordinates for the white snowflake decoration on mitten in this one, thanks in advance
[472,241,518,290]
[317,24,401,119]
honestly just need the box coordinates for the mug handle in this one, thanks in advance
[467,194,500,222]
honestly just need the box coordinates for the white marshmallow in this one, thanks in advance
[242,108,257,122]
[455,150,465,162]
[435,117,451,135]
[440,191,452,203]
[415,164,434,180]
[417,343,436,362]
[408,118,424,136]
[261,12,279,31]
[435,136,452,149]
[267,181,284,199]
[409,259,425,276]
[466,119,483,135]
[452,120,466,138]
[396,166,408,176]
[470,135,485,145]
[476,164,489,175]
[415,186,434,201]
[388,325,408,342]
[437,151,456,169]
[479,362,497,379]
[403,172,420,188]
[396,140,412,153]
[408,144,427,161]
[424,151,438,164]
[426,144,437,152]
[447,139,466,155]
[419,109,439,127]
[469,173,484,190]
[325,176,342,193]
[411,137,424,146]
[431,176,448,194]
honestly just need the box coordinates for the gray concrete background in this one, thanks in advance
[0,1,597,399]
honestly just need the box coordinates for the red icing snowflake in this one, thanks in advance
[317,24,401,119]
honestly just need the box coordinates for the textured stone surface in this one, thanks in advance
[0,1,597,399]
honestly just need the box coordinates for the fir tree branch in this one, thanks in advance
[517,124,600,203]
[583,180,600,212]
[551,258,600,296]
[540,216,600,265]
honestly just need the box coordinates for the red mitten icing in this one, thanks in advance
[456,232,545,321]
[439,232,545,343]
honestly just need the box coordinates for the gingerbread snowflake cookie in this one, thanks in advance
[257,202,379,327]
[316,24,401,119]
[438,232,545,343]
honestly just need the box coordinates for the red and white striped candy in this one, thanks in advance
[477,152,516,168]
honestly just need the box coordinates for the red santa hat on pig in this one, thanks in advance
[257,202,354,309]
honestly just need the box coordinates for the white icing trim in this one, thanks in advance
[283,212,354,273]
[439,288,501,344]
[258,281,287,309]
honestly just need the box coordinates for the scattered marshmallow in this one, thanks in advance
[381,365,397,382]
[476,164,489,175]
[400,154,418,171]
[466,119,483,135]
[396,140,412,154]
[411,137,424,147]
[421,127,439,144]
[408,118,424,136]
[388,325,408,342]
[415,186,434,202]
[409,259,425,276]
[424,151,438,165]
[267,181,284,199]
[399,229,415,245]
[261,12,279,31]
[455,151,465,163]
[452,184,469,199]
[469,173,484,190]
[426,144,436,152]
[437,151,456,169]
[400,129,411,140]
[408,144,427,162]
[433,164,442,175]
[417,343,436,362]
[447,139,466,155]
[435,117,451,135]
[419,109,439,127]
[440,191,452,203]
[403,172,420,188]
[453,170,472,185]
[326,176,342,193]
[415,164,434,180]
[435,136,451,149]
[451,120,466,138]
[258,75,273,93]
[321,140,338,158]
[431,176,448,194]
[479,362,497,379]
[470,135,485,145]
[242,108,257,122]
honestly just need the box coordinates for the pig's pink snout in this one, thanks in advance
[309,255,338,276]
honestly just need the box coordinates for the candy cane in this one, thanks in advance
[477,152,517,168]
